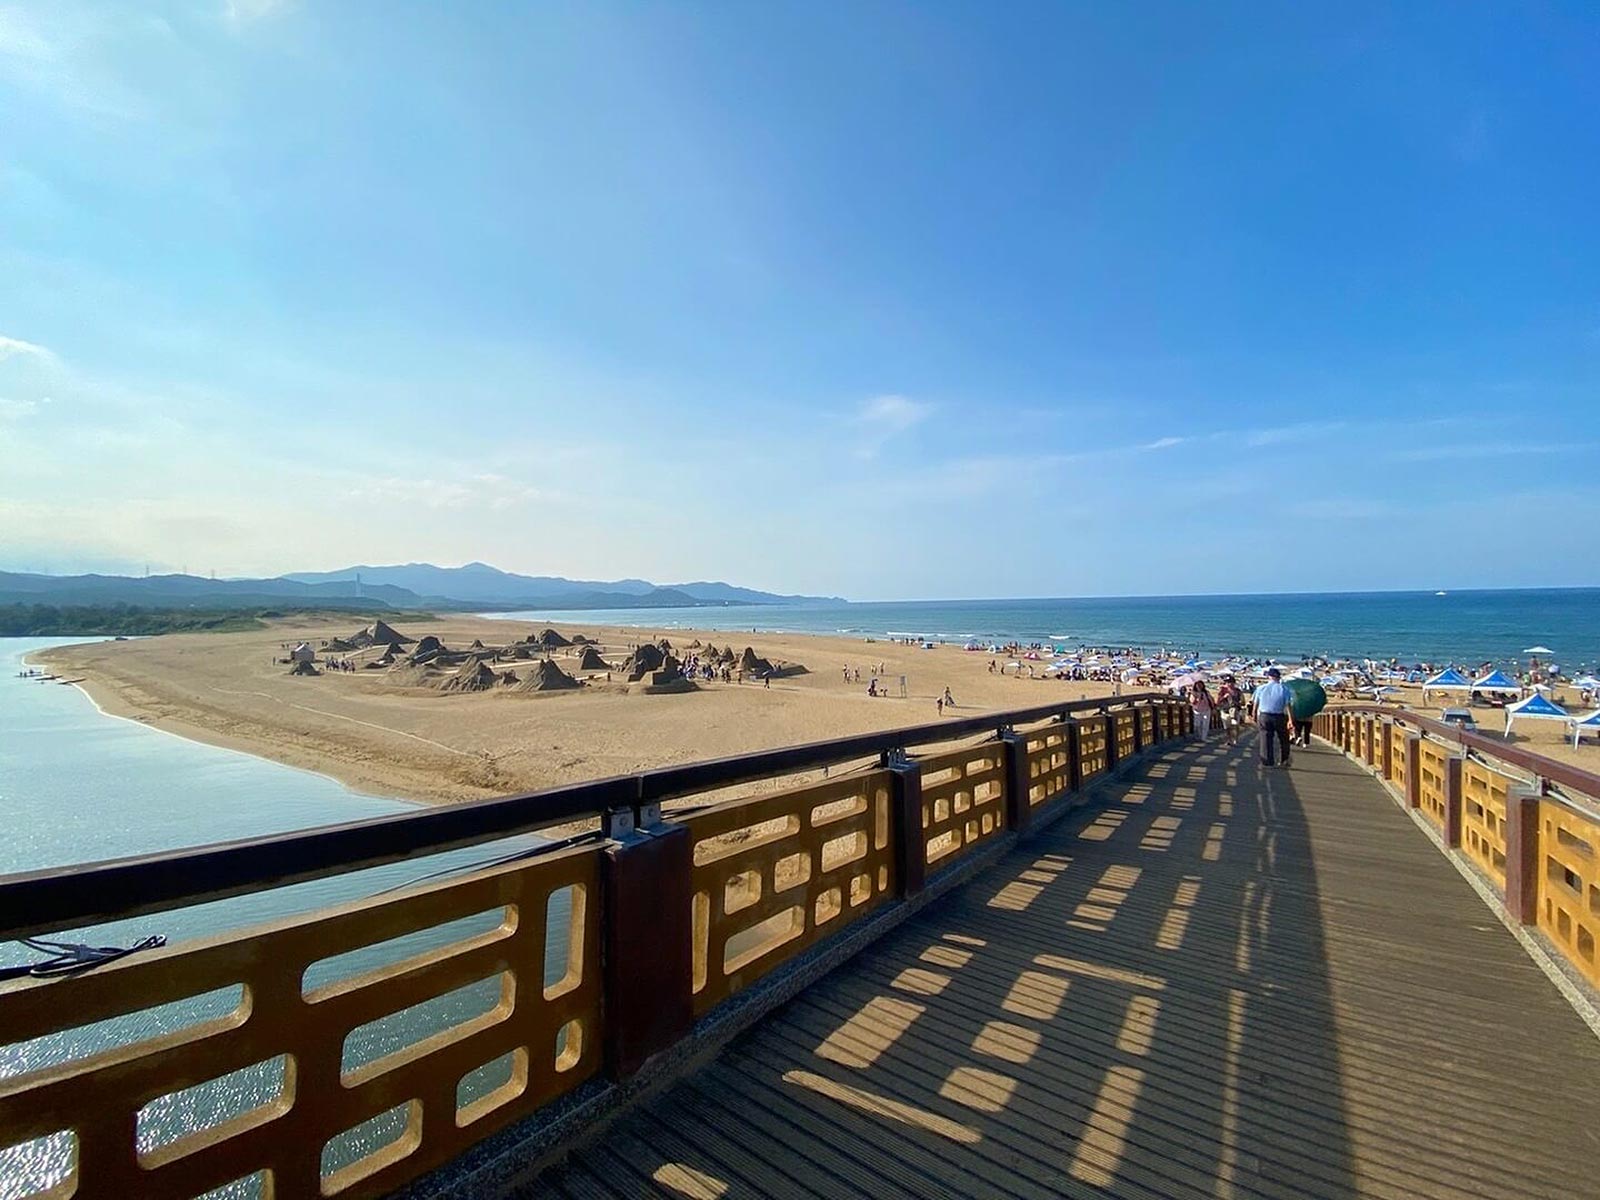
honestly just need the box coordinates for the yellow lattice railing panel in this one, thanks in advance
[917,743,1006,872]
[1388,724,1408,785]
[1417,740,1448,829]
[685,771,895,1016]
[1113,711,1136,762]
[1461,760,1511,887]
[1078,716,1109,782]
[0,844,604,1200]
[1537,801,1600,987]
[1137,706,1155,747]
[1024,724,1070,809]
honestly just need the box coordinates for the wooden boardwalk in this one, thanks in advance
[533,738,1600,1199]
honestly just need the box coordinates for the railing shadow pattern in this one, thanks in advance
[536,739,1600,1199]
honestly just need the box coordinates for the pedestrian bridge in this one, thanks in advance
[4,698,1599,1199]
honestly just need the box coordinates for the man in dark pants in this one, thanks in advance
[1251,667,1296,768]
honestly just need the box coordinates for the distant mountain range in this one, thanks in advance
[0,562,844,613]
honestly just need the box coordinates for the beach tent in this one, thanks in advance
[1571,711,1600,748]
[1523,646,1555,655]
[1470,669,1521,694]
[1422,668,1472,701]
[1504,691,1568,735]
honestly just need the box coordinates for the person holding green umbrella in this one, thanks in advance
[1284,676,1328,747]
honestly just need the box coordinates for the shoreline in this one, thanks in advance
[21,645,421,807]
[26,613,1600,808]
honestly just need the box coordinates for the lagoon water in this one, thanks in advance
[497,587,1600,669]
[0,639,559,1196]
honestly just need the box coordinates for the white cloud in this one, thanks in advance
[0,334,53,363]
[223,0,294,25]
[1388,442,1591,463]
[856,393,930,434]
[343,472,548,511]
[0,397,42,420]
[1140,436,1184,451]
[851,393,931,459]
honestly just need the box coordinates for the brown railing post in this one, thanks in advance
[1131,705,1146,755]
[1503,786,1541,923]
[888,756,925,898]
[1064,718,1084,793]
[1443,755,1464,848]
[1000,730,1032,836]
[1379,720,1394,779]
[601,806,694,1079]
[1104,708,1121,771]
[1404,733,1422,808]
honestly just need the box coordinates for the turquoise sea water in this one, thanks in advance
[495,588,1600,670]
[0,639,558,1195]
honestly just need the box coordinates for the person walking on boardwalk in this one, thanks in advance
[1190,680,1215,741]
[1252,667,1295,768]
[1216,677,1243,745]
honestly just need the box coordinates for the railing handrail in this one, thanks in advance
[0,691,1169,941]
[1326,702,1600,803]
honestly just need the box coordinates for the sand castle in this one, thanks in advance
[517,659,581,692]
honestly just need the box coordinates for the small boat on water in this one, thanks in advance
[1435,590,1448,596]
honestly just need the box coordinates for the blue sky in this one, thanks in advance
[2,2,1597,600]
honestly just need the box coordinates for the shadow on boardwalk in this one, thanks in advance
[536,739,1600,1199]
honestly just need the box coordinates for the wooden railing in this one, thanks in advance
[1315,706,1600,994]
[0,693,1193,1200]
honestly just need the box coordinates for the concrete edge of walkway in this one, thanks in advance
[1314,737,1600,1044]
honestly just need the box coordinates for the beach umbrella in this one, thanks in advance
[1572,675,1600,691]
[1284,678,1328,722]
[1170,672,1204,688]
[1523,646,1555,655]
[1120,668,1141,682]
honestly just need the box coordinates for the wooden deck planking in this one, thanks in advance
[532,739,1600,1199]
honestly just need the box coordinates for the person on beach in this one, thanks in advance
[1252,667,1295,768]
[1190,681,1215,741]
[942,686,955,709]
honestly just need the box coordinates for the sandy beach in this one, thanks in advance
[32,615,1600,808]
[32,616,1125,804]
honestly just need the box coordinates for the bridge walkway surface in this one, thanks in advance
[531,737,1600,1200]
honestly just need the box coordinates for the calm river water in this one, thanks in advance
[0,638,563,1198]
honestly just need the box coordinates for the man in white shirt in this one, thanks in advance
[1252,668,1296,768]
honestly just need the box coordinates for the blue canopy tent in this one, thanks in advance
[1470,669,1521,694]
[1504,691,1568,735]
[1571,710,1600,748]
[1422,668,1471,702]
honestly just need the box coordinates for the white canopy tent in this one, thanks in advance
[1504,692,1568,735]
[1571,710,1600,748]
[1422,668,1472,702]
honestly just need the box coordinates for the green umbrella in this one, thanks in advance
[1285,677,1327,721]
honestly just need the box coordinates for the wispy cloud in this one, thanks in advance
[1140,436,1184,451]
[852,393,930,458]
[1388,442,1593,463]
[223,0,294,26]
[0,397,44,421]
[0,334,53,363]
[343,472,549,511]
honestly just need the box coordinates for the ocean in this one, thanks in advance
[493,588,1600,671]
